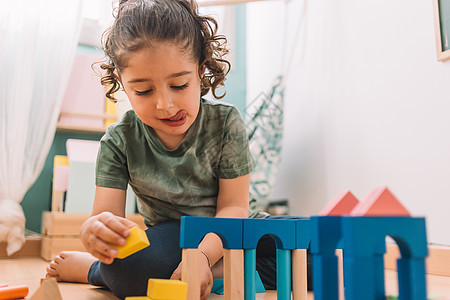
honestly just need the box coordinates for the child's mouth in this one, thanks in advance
[161,110,187,127]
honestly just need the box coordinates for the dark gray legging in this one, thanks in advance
[87,217,312,299]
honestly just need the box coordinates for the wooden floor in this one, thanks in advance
[0,257,449,299]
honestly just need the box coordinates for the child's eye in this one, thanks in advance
[135,89,152,96]
[171,83,189,90]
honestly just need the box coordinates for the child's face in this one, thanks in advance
[118,42,202,149]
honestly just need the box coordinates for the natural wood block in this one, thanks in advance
[41,212,90,236]
[181,248,201,300]
[40,237,86,261]
[51,190,65,213]
[292,249,307,300]
[223,249,244,300]
[30,277,62,300]
[336,249,344,300]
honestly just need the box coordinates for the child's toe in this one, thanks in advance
[46,265,57,275]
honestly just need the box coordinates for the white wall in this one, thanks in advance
[247,0,450,245]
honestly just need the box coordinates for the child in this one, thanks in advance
[46,0,281,299]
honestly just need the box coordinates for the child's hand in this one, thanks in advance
[170,255,213,300]
[79,212,137,264]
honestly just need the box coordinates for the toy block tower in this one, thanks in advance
[180,216,310,300]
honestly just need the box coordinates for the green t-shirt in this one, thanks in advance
[96,98,259,226]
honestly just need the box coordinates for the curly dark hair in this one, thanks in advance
[99,0,231,102]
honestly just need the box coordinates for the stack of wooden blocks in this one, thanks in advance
[41,152,146,261]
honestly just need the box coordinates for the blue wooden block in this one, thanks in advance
[243,218,296,300]
[243,218,296,249]
[341,216,428,300]
[341,217,427,257]
[180,216,244,249]
[310,216,343,300]
[310,216,343,253]
[311,216,428,300]
[244,249,257,300]
[312,252,340,300]
[276,249,291,300]
[295,217,311,249]
[211,271,265,295]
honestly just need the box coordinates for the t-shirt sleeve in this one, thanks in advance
[218,107,255,179]
[95,127,130,190]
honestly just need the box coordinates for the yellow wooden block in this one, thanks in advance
[116,227,150,259]
[124,297,151,300]
[147,279,188,300]
[54,155,68,166]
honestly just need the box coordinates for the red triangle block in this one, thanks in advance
[319,190,360,216]
[351,187,410,216]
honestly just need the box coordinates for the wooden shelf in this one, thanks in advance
[56,122,107,134]
[56,111,118,134]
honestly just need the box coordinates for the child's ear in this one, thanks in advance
[199,64,206,77]
[113,71,123,85]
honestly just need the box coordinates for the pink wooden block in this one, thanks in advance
[53,165,69,191]
[351,187,410,216]
[319,190,360,216]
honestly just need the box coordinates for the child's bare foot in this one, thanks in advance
[45,251,97,283]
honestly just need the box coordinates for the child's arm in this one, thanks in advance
[198,173,250,268]
[80,186,138,264]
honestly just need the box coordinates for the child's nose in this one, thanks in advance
[155,93,173,110]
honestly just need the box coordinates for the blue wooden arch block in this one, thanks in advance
[310,216,428,300]
[342,216,428,300]
[243,218,296,250]
[310,216,344,300]
[179,216,244,249]
[243,218,296,300]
